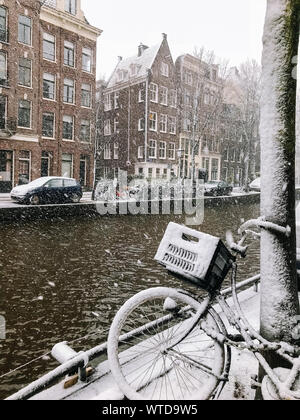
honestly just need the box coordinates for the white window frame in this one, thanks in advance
[159,141,167,159]
[168,142,176,160]
[169,89,177,108]
[18,99,32,129]
[114,117,119,133]
[159,114,167,133]
[62,115,74,140]
[114,91,119,109]
[104,93,112,111]
[82,47,92,73]
[149,83,158,103]
[138,88,145,103]
[149,112,157,132]
[169,116,176,134]
[104,119,111,136]
[138,118,145,132]
[161,62,169,77]
[63,78,75,104]
[64,40,75,67]
[149,140,157,159]
[80,119,91,143]
[18,57,32,88]
[43,33,56,62]
[43,72,56,101]
[160,86,168,106]
[104,143,111,160]
[42,112,55,139]
[18,15,32,46]
[113,142,119,160]
[81,83,91,108]
[138,146,144,159]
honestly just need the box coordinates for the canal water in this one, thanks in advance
[0,201,260,399]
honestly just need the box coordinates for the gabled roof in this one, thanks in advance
[106,42,162,89]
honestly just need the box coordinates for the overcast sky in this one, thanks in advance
[81,0,267,80]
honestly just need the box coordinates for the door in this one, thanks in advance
[0,150,13,192]
[43,179,64,203]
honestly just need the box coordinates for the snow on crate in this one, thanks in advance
[155,222,234,293]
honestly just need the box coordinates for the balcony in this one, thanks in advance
[40,0,57,9]
[0,28,8,43]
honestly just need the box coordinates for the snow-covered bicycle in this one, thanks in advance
[107,219,300,400]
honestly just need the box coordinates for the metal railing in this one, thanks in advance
[6,274,260,401]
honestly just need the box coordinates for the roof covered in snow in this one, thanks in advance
[106,42,162,89]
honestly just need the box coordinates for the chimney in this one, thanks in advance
[162,33,167,40]
[138,43,149,57]
[118,56,123,62]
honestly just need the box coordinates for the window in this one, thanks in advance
[138,88,145,102]
[0,7,8,43]
[168,143,175,160]
[114,92,119,109]
[104,120,111,136]
[0,95,6,129]
[159,142,166,159]
[169,116,176,134]
[185,89,192,106]
[42,112,55,138]
[104,143,111,160]
[114,117,119,133]
[43,73,55,100]
[41,151,52,177]
[18,58,31,87]
[211,158,219,181]
[184,71,193,85]
[161,62,169,77]
[160,87,168,105]
[18,15,31,45]
[149,112,157,131]
[159,114,167,133]
[149,140,157,159]
[148,168,153,178]
[204,91,210,105]
[81,83,91,107]
[64,40,75,67]
[43,33,55,61]
[138,118,145,131]
[18,151,31,184]
[156,168,160,178]
[61,153,73,178]
[18,100,31,128]
[80,119,91,142]
[138,146,144,159]
[63,78,75,104]
[184,118,191,132]
[169,90,177,108]
[104,93,112,111]
[224,148,229,161]
[114,142,119,159]
[65,0,76,15]
[82,47,92,72]
[79,155,88,186]
[62,115,74,140]
[149,83,158,102]
[0,52,7,85]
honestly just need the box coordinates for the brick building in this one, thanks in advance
[0,0,101,192]
[97,34,179,181]
[175,54,223,181]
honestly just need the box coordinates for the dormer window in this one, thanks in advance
[117,70,125,82]
[130,64,139,77]
[65,0,76,15]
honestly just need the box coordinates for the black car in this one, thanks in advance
[10,177,82,205]
[204,180,233,197]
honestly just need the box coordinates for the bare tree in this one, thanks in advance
[177,48,228,182]
[224,61,261,190]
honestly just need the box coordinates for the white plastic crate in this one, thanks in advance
[155,222,233,292]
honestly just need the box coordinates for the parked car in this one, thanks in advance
[204,180,233,197]
[10,177,82,205]
[249,177,261,191]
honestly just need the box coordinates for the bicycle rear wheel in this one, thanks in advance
[107,287,226,400]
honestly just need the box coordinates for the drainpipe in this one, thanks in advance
[144,70,150,168]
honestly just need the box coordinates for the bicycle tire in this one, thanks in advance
[107,287,226,400]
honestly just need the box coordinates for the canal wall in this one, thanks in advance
[0,193,261,223]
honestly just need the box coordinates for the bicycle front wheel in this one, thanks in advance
[107,287,226,400]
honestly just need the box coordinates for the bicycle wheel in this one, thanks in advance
[107,287,226,400]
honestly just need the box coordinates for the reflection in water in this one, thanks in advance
[0,202,260,399]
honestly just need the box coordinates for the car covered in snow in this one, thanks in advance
[204,180,233,197]
[249,177,261,191]
[10,177,82,205]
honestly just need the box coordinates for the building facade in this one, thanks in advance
[0,0,101,192]
[175,54,223,181]
[97,34,179,181]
